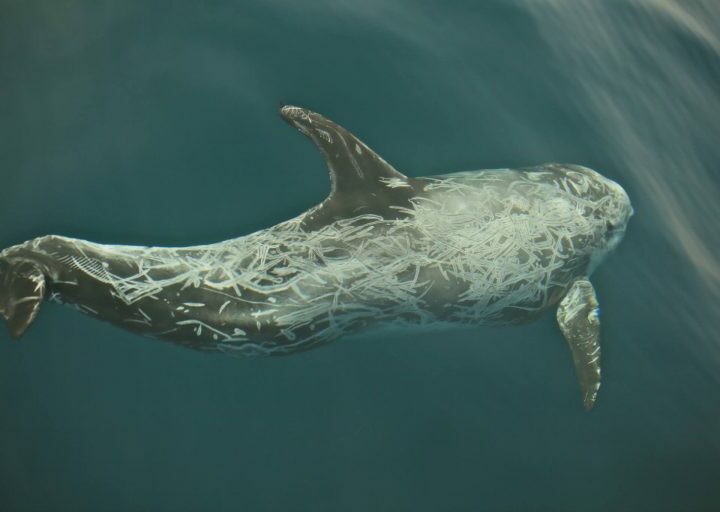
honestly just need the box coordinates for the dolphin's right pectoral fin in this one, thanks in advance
[556,279,601,411]
[0,258,46,339]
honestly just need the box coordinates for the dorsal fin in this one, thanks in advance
[280,106,418,229]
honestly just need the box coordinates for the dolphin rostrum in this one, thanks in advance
[0,106,633,409]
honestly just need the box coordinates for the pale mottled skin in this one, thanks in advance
[0,106,633,409]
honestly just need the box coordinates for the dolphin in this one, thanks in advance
[0,106,633,409]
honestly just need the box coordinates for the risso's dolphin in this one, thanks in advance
[0,106,633,409]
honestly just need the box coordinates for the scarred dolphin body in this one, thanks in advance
[0,106,633,409]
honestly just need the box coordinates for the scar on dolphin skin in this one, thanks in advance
[0,105,633,410]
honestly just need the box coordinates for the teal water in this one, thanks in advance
[1,1,719,510]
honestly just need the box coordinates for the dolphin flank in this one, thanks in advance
[0,106,633,410]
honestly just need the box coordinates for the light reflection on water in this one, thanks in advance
[527,0,720,365]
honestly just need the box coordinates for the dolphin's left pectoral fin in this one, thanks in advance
[556,279,601,411]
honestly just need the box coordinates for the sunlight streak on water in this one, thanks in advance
[528,0,720,359]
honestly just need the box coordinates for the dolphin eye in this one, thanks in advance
[606,221,615,232]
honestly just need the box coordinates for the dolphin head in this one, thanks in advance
[560,166,633,273]
[601,178,634,250]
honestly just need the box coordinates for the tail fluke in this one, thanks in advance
[0,258,46,339]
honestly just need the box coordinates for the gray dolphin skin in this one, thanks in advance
[0,106,633,409]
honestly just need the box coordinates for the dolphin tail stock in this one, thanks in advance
[0,255,47,339]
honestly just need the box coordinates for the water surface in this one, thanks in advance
[1,1,719,510]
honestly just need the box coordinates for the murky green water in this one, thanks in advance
[1,1,719,510]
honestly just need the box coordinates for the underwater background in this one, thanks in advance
[1,0,719,510]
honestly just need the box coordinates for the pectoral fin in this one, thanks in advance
[556,279,601,411]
